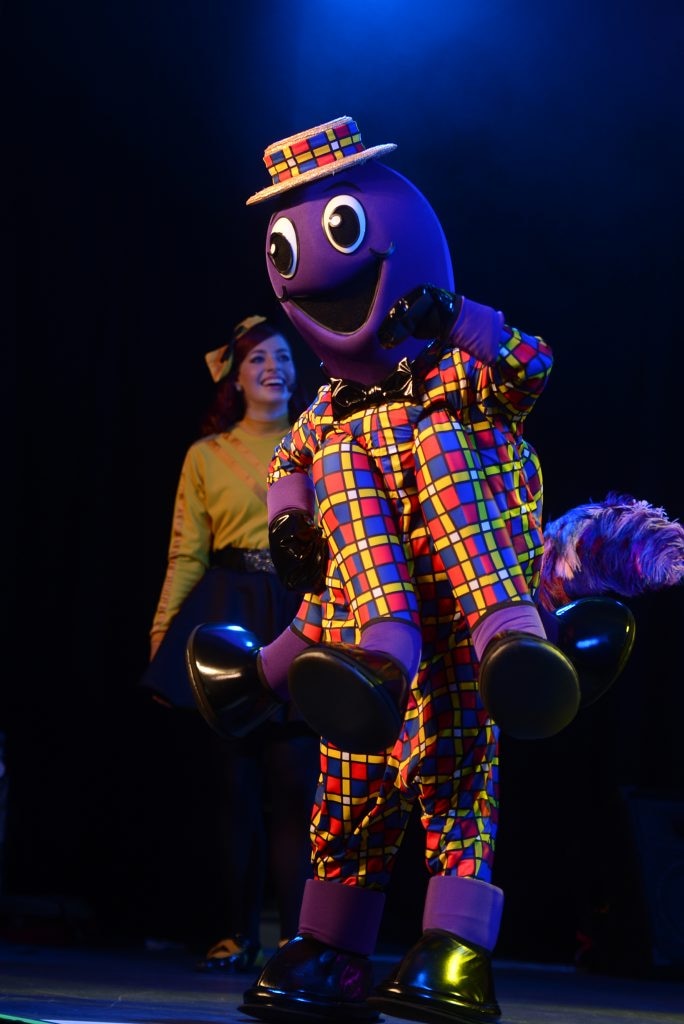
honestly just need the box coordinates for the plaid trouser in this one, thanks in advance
[291,409,542,886]
[283,330,549,887]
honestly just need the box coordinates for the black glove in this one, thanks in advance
[268,510,327,593]
[379,284,463,348]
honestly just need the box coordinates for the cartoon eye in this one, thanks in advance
[268,216,298,278]
[322,194,366,254]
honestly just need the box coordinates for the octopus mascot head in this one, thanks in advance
[247,115,454,384]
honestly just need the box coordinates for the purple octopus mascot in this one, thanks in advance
[186,117,684,1024]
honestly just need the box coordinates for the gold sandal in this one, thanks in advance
[195,933,265,973]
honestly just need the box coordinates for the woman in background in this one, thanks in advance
[140,315,319,973]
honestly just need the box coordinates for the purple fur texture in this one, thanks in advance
[538,492,684,611]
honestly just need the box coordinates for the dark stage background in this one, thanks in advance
[4,0,683,975]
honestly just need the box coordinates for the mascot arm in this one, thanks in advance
[267,385,334,492]
[266,399,330,594]
[379,286,501,363]
[380,285,552,422]
[267,472,316,521]
[379,284,463,348]
[478,327,554,422]
[268,505,326,593]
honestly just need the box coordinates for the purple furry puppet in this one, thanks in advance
[540,492,684,610]
[537,493,684,710]
[185,116,684,1024]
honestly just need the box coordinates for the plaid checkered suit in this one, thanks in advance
[269,326,550,885]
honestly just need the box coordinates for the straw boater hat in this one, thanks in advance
[246,116,397,206]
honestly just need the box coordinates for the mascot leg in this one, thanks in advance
[185,621,307,739]
[414,409,580,741]
[288,435,423,753]
[472,603,580,740]
[369,876,503,1024]
[240,879,385,1023]
[539,596,636,708]
[288,620,421,753]
[185,568,414,752]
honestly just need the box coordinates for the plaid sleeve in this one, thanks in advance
[267,384,335,485]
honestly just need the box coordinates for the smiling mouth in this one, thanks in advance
[286,260,381,333]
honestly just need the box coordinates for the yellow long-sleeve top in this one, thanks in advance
[150,414,291,653]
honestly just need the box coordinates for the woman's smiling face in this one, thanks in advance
[236,334,296,412]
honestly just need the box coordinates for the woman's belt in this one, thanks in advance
[211,546,276,574]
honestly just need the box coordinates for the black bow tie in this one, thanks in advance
[329,357,415,419]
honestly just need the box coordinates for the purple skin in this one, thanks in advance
[264,159,455,382]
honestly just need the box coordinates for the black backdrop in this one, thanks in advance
[4,0,683,969]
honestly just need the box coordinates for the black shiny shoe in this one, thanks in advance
[478,632,580,740]
[288,645,408,753]
[368,929,501,1024]
[550,596,636,708]
[185,623,284,739]
[240,933,379,1022]
[195,934,265,974]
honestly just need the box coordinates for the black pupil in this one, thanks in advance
[269,233,294,275]
[328,205,361,249]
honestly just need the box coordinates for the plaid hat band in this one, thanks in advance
[265,118,365,187]
[247,116,397,206]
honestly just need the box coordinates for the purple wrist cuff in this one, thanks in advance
[267,473,316,521]
[423,875,504,952]
[298,879,385,956]
[451,298,505,364]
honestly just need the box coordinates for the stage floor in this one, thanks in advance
[0,939,682,1024]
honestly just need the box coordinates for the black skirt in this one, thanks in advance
[139,562,301,711]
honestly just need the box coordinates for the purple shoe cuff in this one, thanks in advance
[361,620,422,682]
[298,879,385,956]
[259,627,310,699]
[267,473,316,521]
[450,298,505,365]
[423,875,504,952]
[471,602,545,661]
